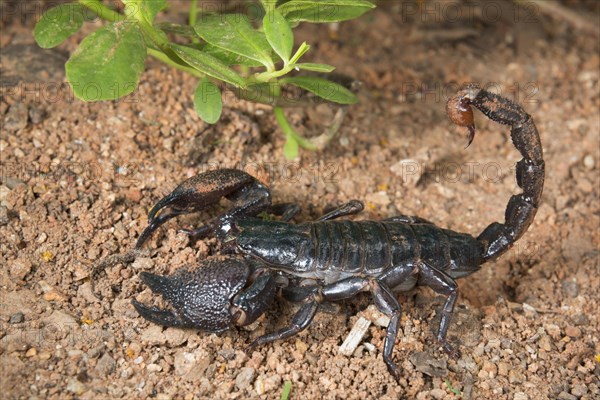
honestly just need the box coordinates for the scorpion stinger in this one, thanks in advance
[130,87,544,382]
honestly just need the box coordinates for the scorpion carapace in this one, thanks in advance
[131,86,544,381]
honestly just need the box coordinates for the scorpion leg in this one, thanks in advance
[246,301,320,351]
[266,203,301,222]
[317,199,364,221]
[418,263,460,358]
[136,169,271,248]
[384,215,435,224]
[249,275,406,381]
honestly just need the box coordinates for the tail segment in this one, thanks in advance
[448,85,545,261]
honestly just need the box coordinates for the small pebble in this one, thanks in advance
[409,352,448,377]
[570,383,588,397]
[545,324,561,340]
[66,379,87,395]
[9,259,32,280]
[147,363,162,373]
[255,376,266,395]
[9,312,24,324]
[26,348,37,357]
[36,232,48,244]
[561,280,579,297]
[482,361,497,378]
[218,348,236,361]
[514,393,528,400]
[508,369,524,384]
[571,314,589,326]
[557,391,577,400]
[497,362,509,376]
[564,326,581,338]
[295,339,308,355]
[4,102,28,132]
[235,367,256,390]
[121,367,134,379]
[141,325,166,345]
[390,159,423,187]
[0,206,9,226]
[95,353,116,375]
[126,189,143,203]
[28,105,47,124]
[164,327,188,347]
[522,303,538,317]
[429,388,446,399]
[538,335,552,352]
[583,154,595,170]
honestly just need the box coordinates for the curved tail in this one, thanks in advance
[447,85,545,261]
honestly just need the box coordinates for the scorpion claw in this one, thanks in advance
[133,258,252,333]
[385,364,402,382]
[441,341,461,359]
[132,299,191,328]
[244,340,259,355]
[177,226,211,239]
[136,169,272,247]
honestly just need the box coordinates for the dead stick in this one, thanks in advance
[520,0,598,36]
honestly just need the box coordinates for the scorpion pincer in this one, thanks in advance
[131,85,544,381]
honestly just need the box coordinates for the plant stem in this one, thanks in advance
[78,0,124,22]
[147,48,204,78]
[189,0,198,26]
[254,63,296,82]
[273,107,317,150]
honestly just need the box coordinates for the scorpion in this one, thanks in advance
[131,86,544,381]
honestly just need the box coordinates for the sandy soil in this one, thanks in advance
[1,1,599,399]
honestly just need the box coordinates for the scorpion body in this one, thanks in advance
[236,218,483,284]
[131,86,544,381]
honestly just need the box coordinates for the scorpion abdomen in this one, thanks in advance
[238,218,483,285]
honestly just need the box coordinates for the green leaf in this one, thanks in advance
[202,44,264,67]
[194,78,222,124]
[294,62,335,72]
[143,0,167,21]
[281,76,357,104]
[278,0,375,23]
[261,0,278,11]
[263,9,293,63]
[236,82,279,104]
[34,3,84,48]
[123,0,166,23]
[289,41,310,64]
[283,136,299,159]
[194,14,274,69]
[170,44,247,88]
[156,22,197,38]
[66,21,146,101]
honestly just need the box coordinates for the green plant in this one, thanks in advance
[280,380,292,400]
[34,0,375,158]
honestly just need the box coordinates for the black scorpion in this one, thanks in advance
[131,86,544,380]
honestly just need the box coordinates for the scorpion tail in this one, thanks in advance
[447,85,545,262]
